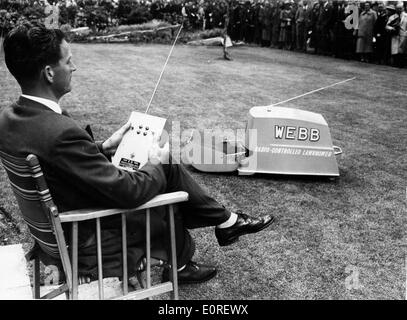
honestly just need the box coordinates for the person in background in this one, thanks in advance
[374,2,391,65]
[295,0,312,52]
[309,1,320,53]
[386,2,407,67]
[341,0,358,60]
[316,0,333,55]
[240,0,255,43]
[260,0,273,47]
[253,0,263,45]
[290,0,297,51]
[278,1,293,50]
[331,0,347,58]
[231,0,242,41]
[271,0,281,48]
[355,1,377,63]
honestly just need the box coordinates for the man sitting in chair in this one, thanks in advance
[0,23,275,285]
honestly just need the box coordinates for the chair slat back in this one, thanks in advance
[0,151,60,258]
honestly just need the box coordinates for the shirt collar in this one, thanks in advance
[21,94,62,114]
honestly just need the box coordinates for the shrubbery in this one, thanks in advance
[0,0,185,36]
[126,5,152,25]
[0,1,221,45]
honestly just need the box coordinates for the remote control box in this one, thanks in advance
[112,111,167,171]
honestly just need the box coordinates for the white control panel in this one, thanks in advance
[112,111,167,171]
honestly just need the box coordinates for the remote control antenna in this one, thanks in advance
[145,24,183,114]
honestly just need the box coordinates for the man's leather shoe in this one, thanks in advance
[215,212,275,246]
[162,261,217,285]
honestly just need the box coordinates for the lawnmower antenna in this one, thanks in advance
[145,23,183,114]
[267,77,356,109]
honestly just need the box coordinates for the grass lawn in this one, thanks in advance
[0,42,406,299]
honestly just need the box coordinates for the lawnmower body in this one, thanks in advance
[239,106,341,176]
[185,106,342,177]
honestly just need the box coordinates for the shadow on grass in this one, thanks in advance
[186,164,339,184]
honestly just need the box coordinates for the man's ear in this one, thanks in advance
[43,65,54,84]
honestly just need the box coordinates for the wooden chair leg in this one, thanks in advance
[168,205,179,300]
[121,213,128,295]
[33,257,41,299]
[146,209,152,300]
[96,218,104,300]
[71,222,79,300]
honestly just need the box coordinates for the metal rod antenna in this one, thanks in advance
[145,24,183,114]
[267,77,356,108]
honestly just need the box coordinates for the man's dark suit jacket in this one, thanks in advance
[0,96,180,279]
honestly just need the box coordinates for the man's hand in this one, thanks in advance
[148,134,170,165]
[102,121,131,156]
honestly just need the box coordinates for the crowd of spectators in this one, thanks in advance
[1,0,406,67]
[196,0,407,68]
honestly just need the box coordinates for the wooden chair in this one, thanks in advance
[0,151,188,300]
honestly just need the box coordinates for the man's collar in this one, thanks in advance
[20,94,62,114]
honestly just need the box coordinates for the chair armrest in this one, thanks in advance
[59,191,188,223]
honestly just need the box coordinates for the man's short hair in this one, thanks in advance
[3,22,65,86]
